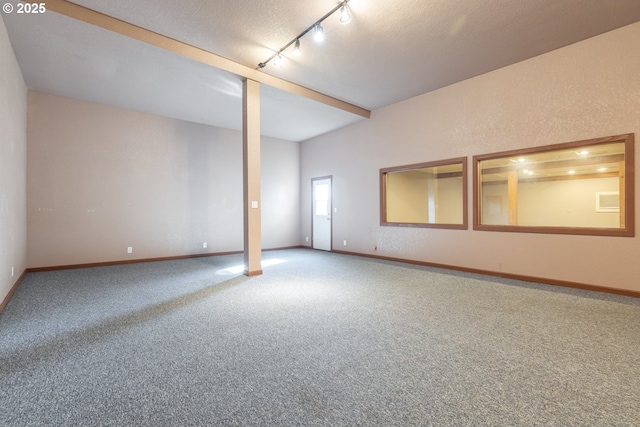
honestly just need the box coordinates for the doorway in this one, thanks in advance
[312,176,332,251]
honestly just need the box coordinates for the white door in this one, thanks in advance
[312,177,332,251]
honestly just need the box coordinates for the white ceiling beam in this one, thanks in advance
[42,0,371,119]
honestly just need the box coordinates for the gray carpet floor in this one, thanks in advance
[1,249,639,426]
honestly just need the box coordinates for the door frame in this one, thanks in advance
[311,175,333,251]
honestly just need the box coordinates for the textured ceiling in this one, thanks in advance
[3,0,640,141]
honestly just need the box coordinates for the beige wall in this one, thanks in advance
[481,177,620,227]
[27,91,300,268]
[387,172,463,224]
[300,22,640,292]
[522,177,618,227]
[0,17,27,304]
[386,171,429,223]
[436,177,464,224]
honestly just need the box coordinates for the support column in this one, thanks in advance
[243,79,262,276]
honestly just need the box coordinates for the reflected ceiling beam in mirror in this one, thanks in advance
[41,0,371,119]
[480,153,625,176]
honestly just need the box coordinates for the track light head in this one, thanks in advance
[339,4,351,24]
[293,39,301,56]
[274,53,283,67]
[313,23,324,42]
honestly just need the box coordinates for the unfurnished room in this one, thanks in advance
[1,1,640,425]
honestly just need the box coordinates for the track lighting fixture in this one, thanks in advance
[257,0,351,69]
[313,24,325,43]
[293,39,301,56]
[339,4,351,24]
[274,53,283,67]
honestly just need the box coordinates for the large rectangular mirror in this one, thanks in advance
[381,157,467,229]
[474,134,634,236]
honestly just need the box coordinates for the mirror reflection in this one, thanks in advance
[475,134,633,236]
[381,158,467,228]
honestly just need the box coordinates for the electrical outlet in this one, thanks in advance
[11,266,14,277]
[203,242,207,249]
[305,236,309,242]
[343,240,347,246]
[127,247,133,254]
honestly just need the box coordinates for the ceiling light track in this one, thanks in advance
[257,0,351,69]
[44,0,370,118]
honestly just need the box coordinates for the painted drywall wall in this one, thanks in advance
[483,177,620,228]
[261,133,301,248]
[27,91,300,268]
[436,177,464,224]
[386,172,463,224]
[0,16,27,305]
[386,171,429,223]
[300,22,640,292]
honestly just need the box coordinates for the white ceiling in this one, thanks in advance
[4,0,640,141]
